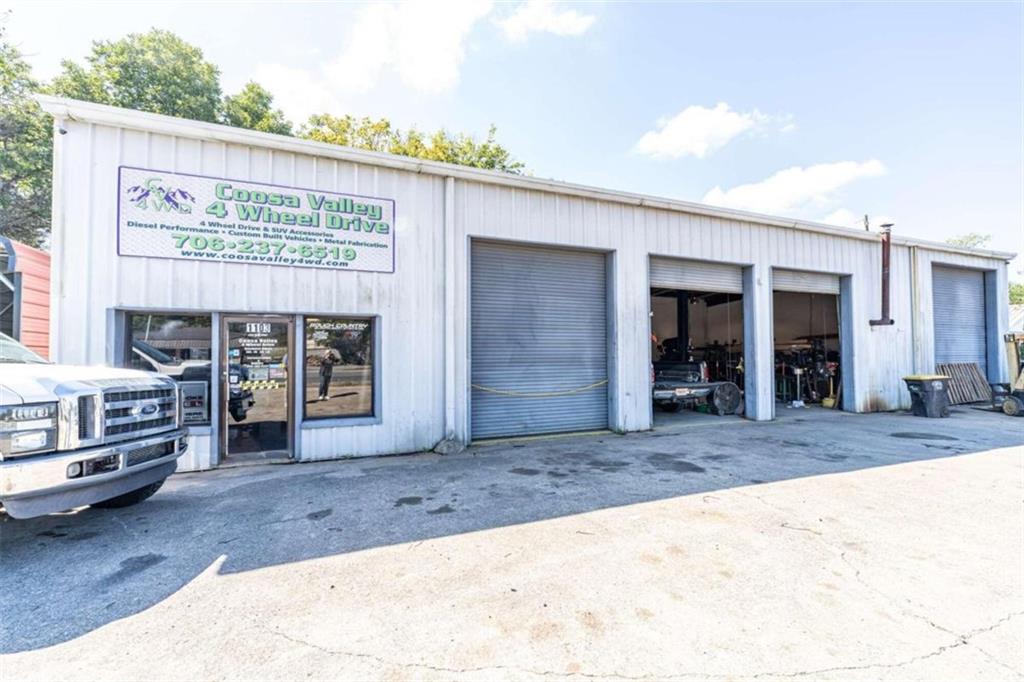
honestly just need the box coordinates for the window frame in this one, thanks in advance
[299,314,380,426]
[117,309,216,427]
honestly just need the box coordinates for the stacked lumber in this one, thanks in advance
[936,362,992,404]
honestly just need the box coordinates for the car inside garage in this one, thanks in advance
[649,257,745,424]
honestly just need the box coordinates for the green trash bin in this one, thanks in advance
[903,375,951,418]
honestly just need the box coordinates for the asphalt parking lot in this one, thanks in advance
[2,407,1022,680]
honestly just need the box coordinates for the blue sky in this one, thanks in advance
[6,1,1022,276]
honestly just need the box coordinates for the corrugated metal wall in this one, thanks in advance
[51,120,446,467]
[47,104,1011,462]
[446,179,1007,432]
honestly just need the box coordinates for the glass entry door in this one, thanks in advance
[222,316,293,462]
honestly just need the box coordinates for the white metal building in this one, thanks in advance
[37,96,1014,472]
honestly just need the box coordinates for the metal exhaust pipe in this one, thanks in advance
[870,223,895,326]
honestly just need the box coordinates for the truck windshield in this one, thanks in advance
[0,333,49,364]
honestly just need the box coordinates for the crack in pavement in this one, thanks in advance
[254,612,1023,681]
[969,643,1024,678]
[779,522,822,535]
[751,611,1024,679]
[836,549,962,640]
[724,485,1023,678]
[254,623,724,680]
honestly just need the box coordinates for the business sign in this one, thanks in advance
[117,166,395,272]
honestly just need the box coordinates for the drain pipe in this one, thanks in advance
[870,223,895,326]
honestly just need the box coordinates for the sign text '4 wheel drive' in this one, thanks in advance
[117,166,395,273]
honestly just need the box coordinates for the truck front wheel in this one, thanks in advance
[91,479,167,509]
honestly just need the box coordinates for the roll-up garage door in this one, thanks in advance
[932,266,987,374]
[471,241,608,439]
[773,269,840,295]
[649,257,743,293]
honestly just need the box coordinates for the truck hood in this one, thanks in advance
[154,359,210,377]
[0,364,169,405]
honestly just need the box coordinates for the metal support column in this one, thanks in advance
[743,265,774,421]
[676,290,689,357]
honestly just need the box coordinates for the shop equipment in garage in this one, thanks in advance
[990,333,1024,417]
[774,337,839,407]
[902,375,952,418]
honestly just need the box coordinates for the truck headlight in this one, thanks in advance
[0,402,59,458]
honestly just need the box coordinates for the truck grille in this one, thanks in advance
[102,386,178,444]
[125,440,175,467]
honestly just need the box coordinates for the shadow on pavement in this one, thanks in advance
[1,406,1020,653]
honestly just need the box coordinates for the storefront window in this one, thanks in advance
[304,317,374,419]
[124,313,213,425]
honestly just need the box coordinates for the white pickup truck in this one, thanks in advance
[0,333,187,518]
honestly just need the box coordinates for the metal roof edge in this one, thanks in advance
[35,95,1016,263]
[893,235,1016,262]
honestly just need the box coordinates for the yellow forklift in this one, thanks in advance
[992,333,1024,417]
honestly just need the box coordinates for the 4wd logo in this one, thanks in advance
[125,177,195,214]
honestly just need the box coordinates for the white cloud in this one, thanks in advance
[255,0,493,122]
[252,64,347,124]
[823,208,897,230]
[633,103,772,159]
[822,208,860,227]
[498,0,596,42]
[702,160,887,215]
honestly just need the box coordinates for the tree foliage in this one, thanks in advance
[301,114,524,174]
[221,82,292,135]
[945,232,992,249]
[50,30,223,122]
[1,27,524,249]
[0,25,52,247]
[1011,281,1024,305]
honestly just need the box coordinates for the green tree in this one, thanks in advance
[301,114,524,173]
[0,26,52,247]
[301,114,399,152]
[1010,281,1024,305]
[946,232,992,249]
[4,26,524,248]
[50,29,222,122]
[221,82,292,135]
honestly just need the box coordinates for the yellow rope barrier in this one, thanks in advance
[470,379,609,398]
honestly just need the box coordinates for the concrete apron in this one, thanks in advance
[2,407,1022,680]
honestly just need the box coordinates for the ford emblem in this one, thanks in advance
[140,403,159,416]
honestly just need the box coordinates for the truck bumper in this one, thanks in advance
[0,428,187,519]
[653,385,715,402]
